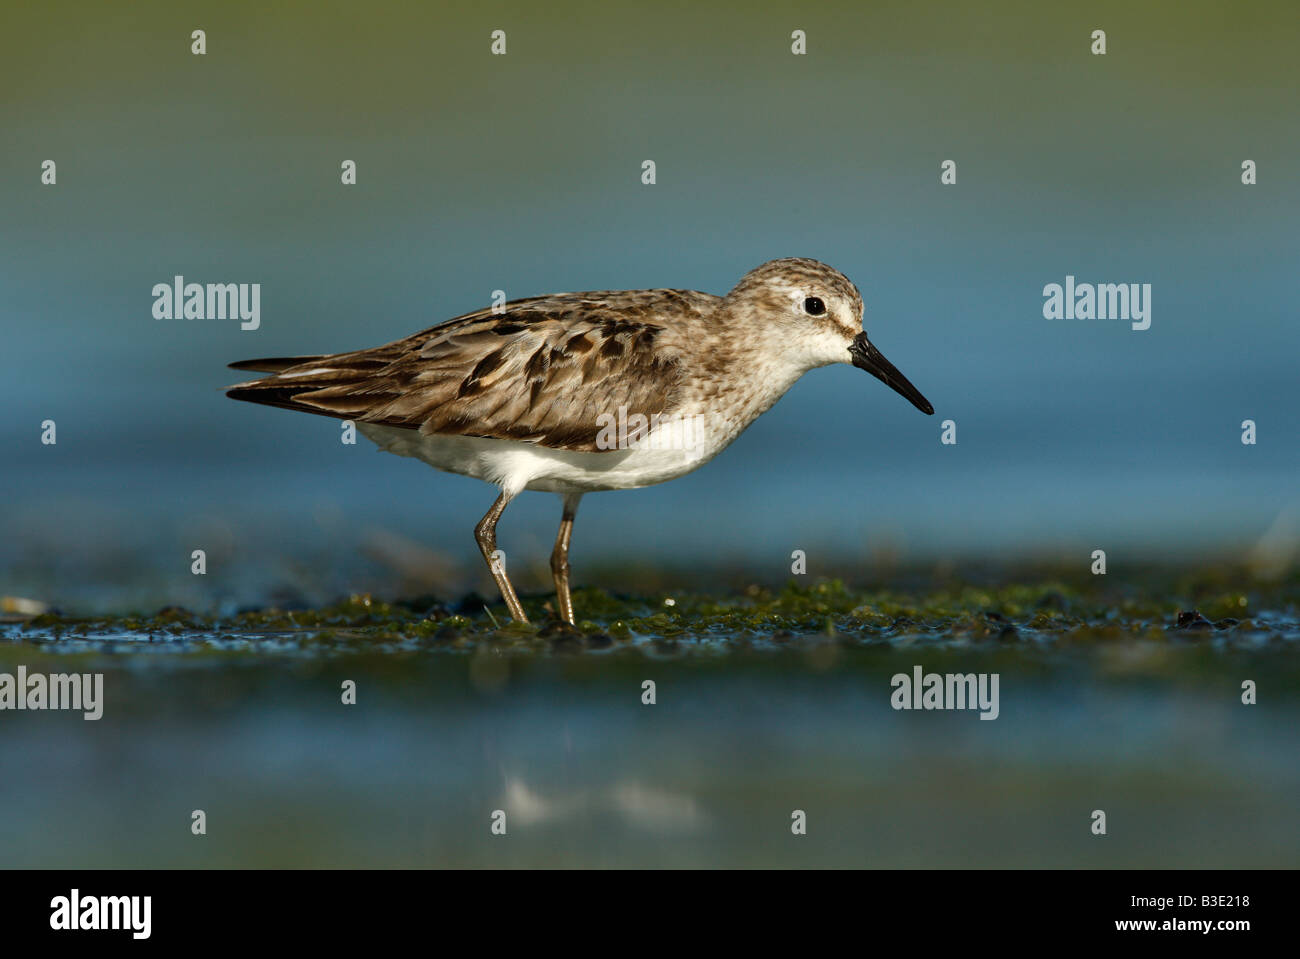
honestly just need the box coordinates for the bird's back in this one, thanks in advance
[227,288,721,452]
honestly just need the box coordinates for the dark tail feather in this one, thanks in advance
[226,351,403,421]
[226,354,384,420]
[225,382,351,418]
[228,355,325,373]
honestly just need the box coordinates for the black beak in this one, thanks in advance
[848,332,934,415]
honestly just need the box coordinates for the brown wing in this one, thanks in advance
[227,289,715,452]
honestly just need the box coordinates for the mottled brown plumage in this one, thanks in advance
[228,289,720,451]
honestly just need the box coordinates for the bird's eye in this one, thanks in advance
[803,296,826,316]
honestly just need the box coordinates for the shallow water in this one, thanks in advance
[2,574,1297,868]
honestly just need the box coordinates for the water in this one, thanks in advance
[4,581,1297,868]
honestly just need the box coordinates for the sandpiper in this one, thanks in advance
[228,258,933,624]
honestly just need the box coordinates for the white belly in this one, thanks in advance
[356,422,728,496]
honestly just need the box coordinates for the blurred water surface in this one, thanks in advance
[2,637,1296,868]
[3,1,1299,611]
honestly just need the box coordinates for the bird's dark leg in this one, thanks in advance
[550,493,582,625]
[474,492,527,623]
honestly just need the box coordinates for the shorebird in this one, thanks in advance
[228,258,933,624]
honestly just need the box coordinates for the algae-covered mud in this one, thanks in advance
[2,565,1296,868]
[7,564,1299,654]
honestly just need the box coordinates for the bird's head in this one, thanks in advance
[723,257,934,415]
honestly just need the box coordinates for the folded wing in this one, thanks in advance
[227,291,712,452]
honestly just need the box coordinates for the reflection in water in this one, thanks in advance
[504,777,705,831]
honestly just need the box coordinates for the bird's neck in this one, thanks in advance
[678,342,806,450]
